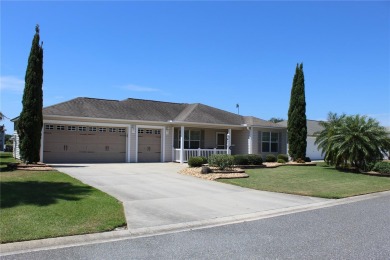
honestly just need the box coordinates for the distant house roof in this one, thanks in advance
[42,97,284,128]
[278,119,324,136]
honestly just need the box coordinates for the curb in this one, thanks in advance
[1,190,389,256]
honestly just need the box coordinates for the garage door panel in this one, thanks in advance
[43,124,126,163]
[138,129,161,162]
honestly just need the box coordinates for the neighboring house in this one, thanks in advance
[278,120,325,160]
[12,97,287,163]
[0,125,5,151]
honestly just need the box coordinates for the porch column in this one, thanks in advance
[248,127,253,154]
[227,129,232,155]
[180,126,185,164]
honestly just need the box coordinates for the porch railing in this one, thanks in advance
[174,148,227,162]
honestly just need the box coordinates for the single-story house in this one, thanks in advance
[278,120,325,160]
[12,97,287,163]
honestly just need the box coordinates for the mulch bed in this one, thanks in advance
[7,162,55,171]
[179,167,248,180]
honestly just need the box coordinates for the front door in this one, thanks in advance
[216,132,226,149]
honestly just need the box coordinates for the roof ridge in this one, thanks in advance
[81,97,119,102]
[173,103,199,121]
[122,98,185,105]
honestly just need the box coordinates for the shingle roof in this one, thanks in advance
[244,116,283,128]
[278,120,324,135]
[43,97,281,127]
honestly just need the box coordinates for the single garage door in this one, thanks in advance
[138,128,161,162]
[43,124,126,163]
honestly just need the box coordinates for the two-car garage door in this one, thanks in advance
[43,124,126,163]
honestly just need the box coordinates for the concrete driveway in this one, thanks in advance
[53,163,330,232]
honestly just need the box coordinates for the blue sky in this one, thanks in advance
[1,1,389,133]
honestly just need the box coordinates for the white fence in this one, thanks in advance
[174,148,227,162]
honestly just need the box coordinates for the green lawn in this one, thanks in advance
[218,163,390,199]
[0,153,126,243]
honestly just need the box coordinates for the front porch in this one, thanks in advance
[173,148,228,163]
[171,126,236,163]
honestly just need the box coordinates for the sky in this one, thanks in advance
[1,1,389,134]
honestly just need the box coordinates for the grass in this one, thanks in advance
[0,152,126,243]
[218,163,390,199]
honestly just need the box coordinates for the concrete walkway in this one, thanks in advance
[52,163,329,232]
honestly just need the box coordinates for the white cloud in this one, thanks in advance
[0,76,24,93]
[122,84,160,92]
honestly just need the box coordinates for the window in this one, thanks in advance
[261,132,279,153]
[68,126,76,131]
[138,129,144,134]
[99,127,106,132]
[78,126,87,131]
[45,125,54,130]
[57,125,65,130]
[89,127,97,132]
[145,129,153,134]
[154,130,161,135]
[174,129,202,149]
[118,128,126,133]
[109,128,116,133]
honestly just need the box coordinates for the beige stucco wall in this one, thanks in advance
[164,128,173,162]
[231,130,249,155]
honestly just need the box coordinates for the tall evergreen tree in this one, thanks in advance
[287,63,307,161]
[18,25,44,163]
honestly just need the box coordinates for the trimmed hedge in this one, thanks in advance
[233,154,263,166]
[188,157,204,167]
[277,154,289,162]
[265,154,277,162]
[247,154,263,165]
[233,155,249,165]
[208,154,234,170]
[277,159,286,163]
[372,161,390,174]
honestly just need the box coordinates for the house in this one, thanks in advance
[278,120,325,160]
[12,97,287,163]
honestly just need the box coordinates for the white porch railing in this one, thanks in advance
[174,148,227,162]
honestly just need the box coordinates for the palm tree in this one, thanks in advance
[316,113,390,171]
[315,112,346,166]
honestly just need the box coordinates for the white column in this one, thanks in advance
[180,126,185,164]
[40,127,44,162]
[126,125,131,163]
[248,127,253,154]
[227,129,232,155]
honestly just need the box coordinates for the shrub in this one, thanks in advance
[247,154,263,165]
[372,161,390,174]
[233,154,263,165]
[188,156,204,167]
[277,159,286,163]
[265,154,277,162]
[233,155,249,165]
[199,156,208,164]
[208,154,234,170]
[305,157,311,162]
[277,154,289,162]
[295,158,305,163]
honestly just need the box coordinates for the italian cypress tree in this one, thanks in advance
[287,63,307,161]
[18,25,44,163]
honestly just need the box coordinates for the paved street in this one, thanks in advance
[3,192,389,260]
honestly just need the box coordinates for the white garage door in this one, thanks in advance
[306,136,324,160]
[138,128,161,162]
[43,124,126,163]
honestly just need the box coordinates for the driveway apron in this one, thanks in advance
[53,163,329,231]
